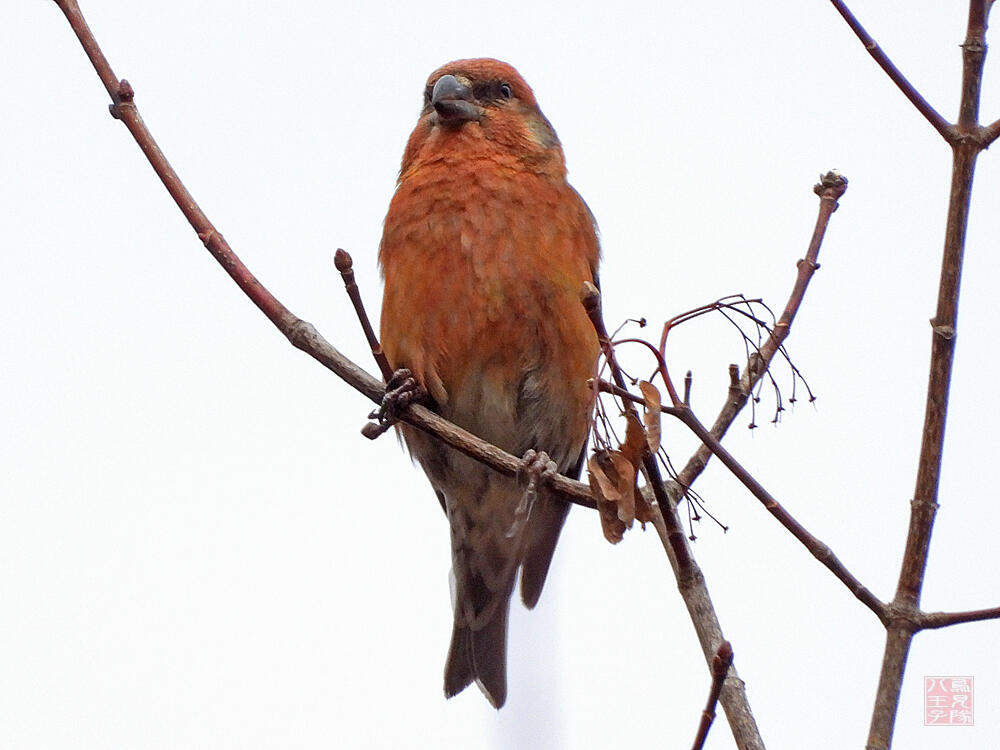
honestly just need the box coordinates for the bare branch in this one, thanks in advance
[404,403,596,507]
[595,175,885,628]
[582,284,696,570]
[867,3,991,746]
[691,641,734,750]
[335,249,393,381]
[894,7,983,673]
[292,323,603,508]
[981,116,1000,145]
[868,630,915,750]
[597,373,887,620]
[56,0,297,333]
[597,174,858,743]
[585,288,765,750]
[673,406,888,621]
[647,503,764,750]
[959,0,989,128]
[919,606,1000,629]
[828,0,953,140]
[675,172,847,493]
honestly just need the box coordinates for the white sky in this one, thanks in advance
[4,1,999,748]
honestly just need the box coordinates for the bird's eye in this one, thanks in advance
[499,83,513,100]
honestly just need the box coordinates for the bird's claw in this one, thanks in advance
[376,368,427,423]
[518,449,558,492]
[362,368,427,440]
[508,450,558,539]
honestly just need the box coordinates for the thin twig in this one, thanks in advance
[582,284,696,571]
[919,606,1000,629]
[658,296,769,408]
[334,249,393,380]
[691,641,734,750]
[674,172,847,493]
[56,1,296,334]
[828,0,953,141]
[981,116,1000,146]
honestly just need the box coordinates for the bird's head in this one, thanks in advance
[399,58,566,179]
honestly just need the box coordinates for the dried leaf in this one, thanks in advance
[620,412,646,470]
[588,449,639,543]
[638,380,662,454]
[589,450,623,501]
[634,485,655,525]
[607,451,636,523]
[588,468,625,544]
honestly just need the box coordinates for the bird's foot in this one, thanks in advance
[508,450,558,537]
[362,368,427,439]
[518,449,558,493]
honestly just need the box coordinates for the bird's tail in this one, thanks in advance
[443,599,510,709]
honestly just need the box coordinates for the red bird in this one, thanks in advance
[379,58,600,708]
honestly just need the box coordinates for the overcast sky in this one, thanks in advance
[4,1,999,748]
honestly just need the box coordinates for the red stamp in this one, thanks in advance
[924,676,974,726]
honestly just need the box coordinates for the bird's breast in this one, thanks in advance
[379,157,599,458]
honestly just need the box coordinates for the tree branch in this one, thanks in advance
[867,2,991,747]
[334,249,393,381]
[673,173,846,492]
[597,174,853,745]
[585,289,764,750]
[828,0,954,141]
[981,116,1000,146]
[647,495,764,750]
[673,406,888,621]
[691,641,734,750]
[919,605,1000,629]
[643,174,886,619]
[404,402,596,507]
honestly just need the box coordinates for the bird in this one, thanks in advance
[378,58,600,709]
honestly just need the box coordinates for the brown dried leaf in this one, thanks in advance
[589,449,639,542]
[634,485,655,525]
[638,380,662,454]
[589,450,623,501]
[607,451,636,523]
[620,412,646,470]
[588,467,626,544]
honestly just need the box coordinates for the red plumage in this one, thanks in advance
[379,58,600,708]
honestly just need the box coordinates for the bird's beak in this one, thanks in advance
[431,75,481,124]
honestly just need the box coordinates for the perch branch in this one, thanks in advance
[51,0,598,512]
